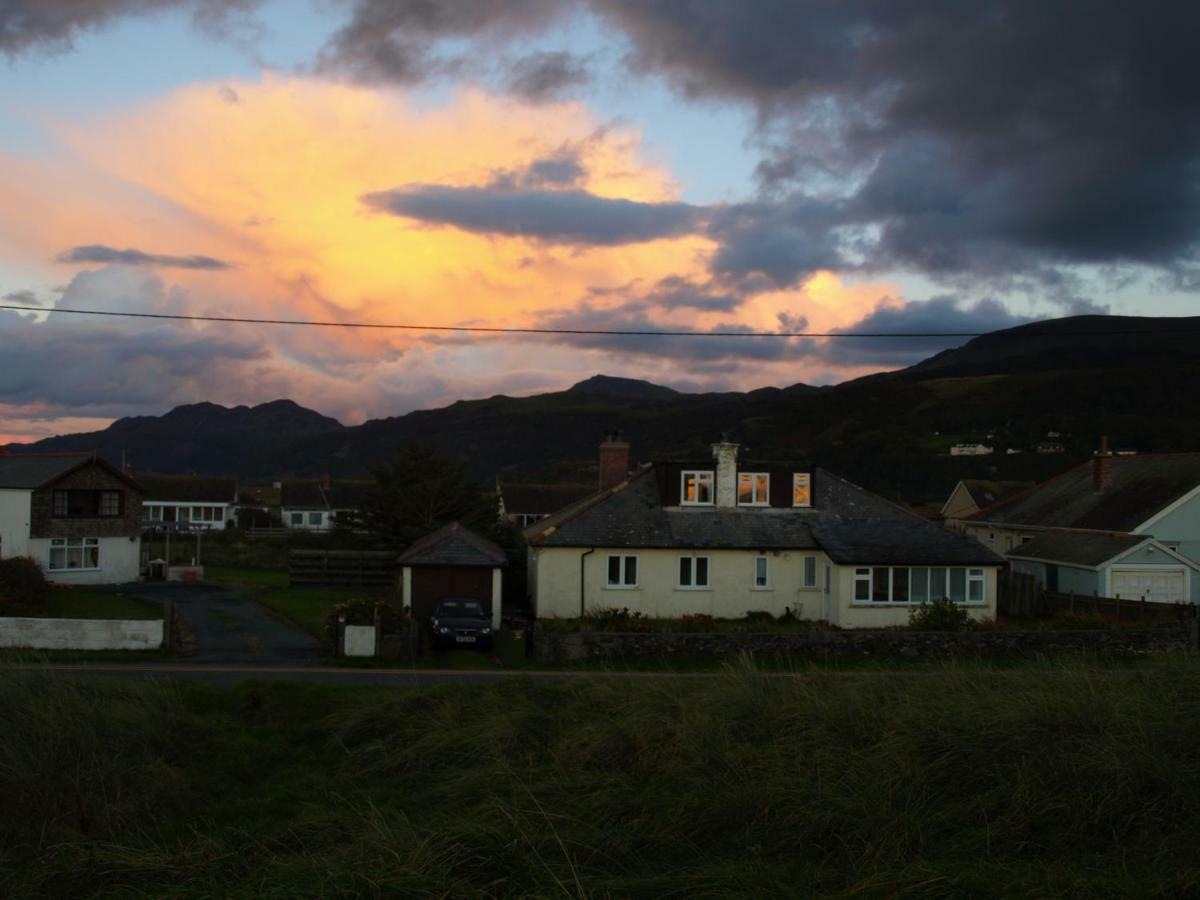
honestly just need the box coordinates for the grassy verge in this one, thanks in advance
[3,658,1200,897]
[43,589,161,621]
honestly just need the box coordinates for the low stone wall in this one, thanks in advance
[530,623,1197,663]
[378,627,418,663]
[0,617,164,651]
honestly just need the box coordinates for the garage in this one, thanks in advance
[1110,567,1186,604]
[398,521,508,628]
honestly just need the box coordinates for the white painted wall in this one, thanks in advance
[531,546,998,628]
[0,617,162,650]
[143,501,231,528]
[0,489,32,559]
[282,508,333,531]
[28,536,141,585]
[531,547,825,620]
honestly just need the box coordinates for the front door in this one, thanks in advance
[822,563,832,621]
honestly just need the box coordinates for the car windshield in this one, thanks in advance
[436,599,485,616]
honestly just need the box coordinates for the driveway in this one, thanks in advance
[116,582,321,665]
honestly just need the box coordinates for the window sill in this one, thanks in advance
[850,601,989,608]
[797,585,819,592]
[737,502,770,508]
[674,586,712,592]
[680,502,715,508]
[603,585,640,591]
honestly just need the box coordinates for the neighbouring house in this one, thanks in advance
[280,476,374,530]
[950,443,993,457]
[138,473,238,529]
[398,521,507,629]
[524,438,1003,627]
[941,479,1034,523]
[0,453,143,584]
[961,438,1200,603]
[498,481,595,529]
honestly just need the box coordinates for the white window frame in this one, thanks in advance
[792,473,812,507]
[289,512,303,526]
[737,472,770,506]
[681,470,715,506]
[605,554,639,589]
[48,537,100,571]
[753,554,770,590]
[677,554,711,589]
[801,555,818,589]
[308,511,324,527]
[850,566,988,606]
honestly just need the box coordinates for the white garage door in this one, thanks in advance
[1111,568,1185,603]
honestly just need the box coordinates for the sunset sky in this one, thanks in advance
[2,2,1199,442]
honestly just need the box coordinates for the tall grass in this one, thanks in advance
[2,659,1200,897]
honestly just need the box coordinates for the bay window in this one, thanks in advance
[852,566,988,604]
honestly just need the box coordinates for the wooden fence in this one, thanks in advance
[998,570,1195,621]
[288,549,398,588]
[246,526,289,539]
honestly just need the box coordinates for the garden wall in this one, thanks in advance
[0,617,164,651]
[529,623,1199,663]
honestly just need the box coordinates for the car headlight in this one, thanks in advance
[481,626,492,635]
[438,626,451,635]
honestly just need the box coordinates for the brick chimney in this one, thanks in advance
[322,472,332,490]
[1092,435,1113,493]
[598,431,630,491]
[711,437,739,508]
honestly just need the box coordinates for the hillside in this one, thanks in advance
[9,315,1200,503]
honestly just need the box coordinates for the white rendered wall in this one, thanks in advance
[0,617,162,650]
[0,489,32,558]
[28,536,141,585]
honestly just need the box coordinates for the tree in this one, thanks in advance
[356,443,496,548]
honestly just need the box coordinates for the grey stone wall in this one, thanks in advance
[530,623,1197,663]
[30,463,143,539]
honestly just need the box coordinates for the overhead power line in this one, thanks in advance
[0,302,1173,339]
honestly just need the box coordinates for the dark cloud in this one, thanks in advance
[504,51,590,103]
[594,1,1200,281]
[642,276,741,313]
[56,245,231,270]
[0,0,261,56]
[487,147,587,191]
[2,289,41,306]
[362,184,704,245]
[707,198,849,287]
[315,0,565,84]
[814,297,1035,367]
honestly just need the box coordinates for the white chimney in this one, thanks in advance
[711,439,739,508]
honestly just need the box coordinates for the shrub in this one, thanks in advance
[743,610,776,625]
[0,557,50,616]
[324,599,411,649]
[678,613,715,631]
[908,596,974,631]
[582,607,651,632]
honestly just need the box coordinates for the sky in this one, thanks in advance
[1,1,1199,443]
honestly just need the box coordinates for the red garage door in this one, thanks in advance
[410,567,493,619]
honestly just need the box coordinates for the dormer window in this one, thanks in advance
[681,470,714,505]
[737,472,770,506]
[792,473,812,507]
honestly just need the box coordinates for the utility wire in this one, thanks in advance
[0,302,1176,339]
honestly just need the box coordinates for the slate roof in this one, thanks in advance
[969,454,1200,531]
[961,480,1034,508]
[500,482,595,515]
[0,454,92,489]
[137,474,237,503]
[0,453,138,490]
[1006,531,1147,567]
[526,465,1001,566]
[280,479,374,510]
[398,522,508,568]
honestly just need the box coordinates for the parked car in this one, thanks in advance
[427,597,494,650]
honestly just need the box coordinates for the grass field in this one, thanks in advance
[2,658,1199,897]
[43,589,161,621]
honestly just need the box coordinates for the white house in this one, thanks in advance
[0,453,142,584]
[961,440,1200,604]
[138,474,238,529]
[950,443,993,457]
[524,440,1003,628]
[280,476,373,531]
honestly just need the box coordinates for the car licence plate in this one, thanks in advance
[455,635,476,643]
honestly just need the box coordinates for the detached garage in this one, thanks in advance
[1008,532,1200,604]
[398,522,508,629]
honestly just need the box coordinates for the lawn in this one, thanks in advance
[2,658,1199,898]
[43,589,161,621]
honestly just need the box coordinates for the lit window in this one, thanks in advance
[681,470,714,505]
[737,472,770,505]
[606,554,638,588]
[754,555,769,588]
[678,555,710,588]
[792,473,812,507]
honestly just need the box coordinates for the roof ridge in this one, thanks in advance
[966,456,1093,521]
[526,466,652,545]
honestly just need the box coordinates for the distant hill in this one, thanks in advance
[9,315,1200,503]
